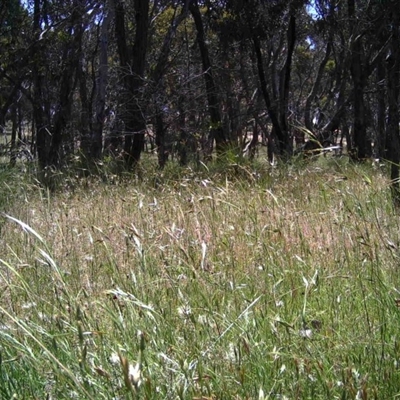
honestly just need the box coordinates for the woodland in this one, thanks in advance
[1,0,399,187]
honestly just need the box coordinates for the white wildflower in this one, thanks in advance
[109,353,120,365]
[198,314,208,325]
[308,374,316,382]
[129,363,141,388]
[21,302,36,309]
[352,368,360,380]
[177,305,192,318]
[299,328,313,339]
[226,342,236,362]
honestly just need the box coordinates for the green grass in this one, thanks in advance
[1,158,400,399]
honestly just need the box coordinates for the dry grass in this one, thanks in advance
[1,159,400,398]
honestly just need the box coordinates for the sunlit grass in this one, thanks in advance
[1,158,400,399]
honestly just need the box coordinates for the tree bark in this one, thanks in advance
[252,34,289,157]
[113,0,149,167]
[91,3,112,160]
[348,0,371,160]
[150,1,190,168]
[376,58,386,159]
[78,51,91,159]
[350,37,370,159]
[32,0,51,169]
[189,0,226,157]
[10,102,17,166]
[386,7,400,204]
[304,42,332,131]
[48,7,85,167]
[278,13,296,154]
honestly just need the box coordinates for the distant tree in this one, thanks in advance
[385,1,400,203]
[0,0,31,159]
[148,1,190,168]
[189,0,227,158]
[88,0,113,160]
[113,0,150,167]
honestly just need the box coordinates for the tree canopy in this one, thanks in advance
[1,0,399,188]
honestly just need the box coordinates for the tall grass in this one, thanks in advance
[1,158,400,399]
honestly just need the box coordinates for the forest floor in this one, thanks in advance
[1,156,400,399]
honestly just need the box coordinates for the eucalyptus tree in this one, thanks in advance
[147,0,191,168]
[189,0,227,157]
[0,0,31,159]
[112,0,150,167]
[29,0,102,169]
[385,1,400,203]
[303,1,334,133]
[87,0,113,160]
[217,0,308,158]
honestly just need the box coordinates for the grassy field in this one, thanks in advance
[1,158,400,399]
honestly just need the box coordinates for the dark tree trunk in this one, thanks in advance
[304,42,332,131]
[376,57,386,159]
[128,0,149,165]
[348,0,371,160]
[154,102,168,169]
[10,102,17,166]
[252,34,290,157]
[248,120,259,160]
[78,52,91,159]
[113,0,132,158]
[113,0,149,167]
[278,14,296,153]
[189,0,226,157]
[350,38,370,159]
[32,0,50,169]
[150,1,189,168]
[0,85,19,132]
[90,4,112,160]
[386,8,400,204]
[177,92,190,166]
[320,19,351,146]
[48,13,84,167]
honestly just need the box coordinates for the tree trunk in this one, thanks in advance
[304,42,332,131]
[113,0,132,159]
[248,120,259,160]
[154,101,168,169]
[48,13,84,167]
[178,94,188,166]
[278,13,296,154]
[91,3,112,160]
[350,37,370,159]
[32,0,50,169]
[386,8,400,204]
[78,51,91,159]
[376,56,386,159]
[10,102,17,167]
[113,0,149,167]
[252,34,290,157]
[348,0,371,160]
[189,0,226,157]
[127,0,149,165]
[150,1,189,168]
